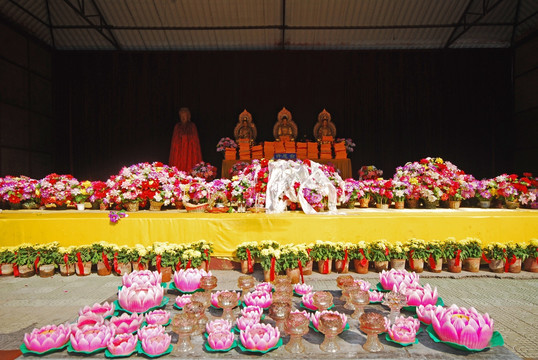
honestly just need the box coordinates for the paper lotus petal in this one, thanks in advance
[137,325,165,342]
[106,333,138,356]
[145,310,170,326]
[243,291,272,308]
[206,319,233,334]
[310,310,347,331]
[239,323,280,351]
[175,294,192,308]
[290,309,310,318]
[211,290,240,308]
[23,323,71,352]
[173,268,211,292]
[108,313,144,334]
[404,284,438,307]
[78,302,115,318]
[255,282,273,293]
[380,269,420,291]
[236,316,261,331]
[417,304,444,325]
[432,304,494,349]
[117,284,164,313]
[240,306,263,320]
[293,283,313,295]
[208,331,235,350]
[368,290,384,302]
[70,324,113,352]
[141,333,171,355]
[353,279,371,291]
[301,292,317,311]
[122,270,162,288]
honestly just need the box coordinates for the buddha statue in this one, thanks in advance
[234,109,257,142]
[273,107,298,141]
[313,109,336,141]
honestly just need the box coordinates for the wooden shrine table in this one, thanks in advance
[221,158,352,179]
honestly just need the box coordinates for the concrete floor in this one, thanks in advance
[1,268,537,359]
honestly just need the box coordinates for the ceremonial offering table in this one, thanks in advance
[222,158,352,179]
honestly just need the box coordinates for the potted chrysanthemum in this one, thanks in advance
[442,237,463,273]
[278,244,309,284]
[405,238,430,273]
[0,246,16,276]
[190,240,213,271]
[482,243,507,273]
[13,243,38,277]
[348,241,369,274]
[55,246,76,276]
[333,242,354,273]
[387,241,407,270]
[426,239,444,272]
[236,241,260,274]
[460,238,483,272]
[73,245,92,276]
[129,244,152,271]
[35,242,59,277]
[505,242,527,273]
[368,239,390,272]
[523,239,538,272]
[310,241,337,274]
[91,241,115,276]
[259,247,282,282]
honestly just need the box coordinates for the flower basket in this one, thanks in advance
[448,200,461,209]
[184,203,209,213]
[406,198,419,208]
[149,201,164,211]
[125,202,139,212]
[394,201,405,209]
[422,198,439,209]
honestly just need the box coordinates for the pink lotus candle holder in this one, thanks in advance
[106,333,138,356]
[359,312,385,352]
[285,312,309,353]
[206,319,233,334]
[145,310,171,326]
[318,313,343,353]
[172,313,196,353]
[313,291,333,312]
[218,291,238,323]
[23,323,70,353]
[175,294,192,308]
[269,301,292,334]
[348,289,370,321]
[382,290,407,323]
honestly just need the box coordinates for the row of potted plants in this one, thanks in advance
[0,240,213,281]
[1,157,537,212]
[235,238,538,281]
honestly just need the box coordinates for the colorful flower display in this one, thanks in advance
[23,323,70,352]
[239,323,280,351]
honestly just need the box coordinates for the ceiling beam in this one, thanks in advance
[45,0,56,48]
[281,0,286,50]
[511,0,522,47]
[6,0,49,28]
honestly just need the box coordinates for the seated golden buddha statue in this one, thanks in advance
[313,109,336,142]
[273,107,298,141]
[234,109,257,143]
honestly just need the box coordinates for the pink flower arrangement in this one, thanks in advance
[387,316,421,343]
[108,313,144,334]
[141,333,171,355]
[175,294,192,308]
[145,310,170,326]
[106,333,138,356]
[122,270,162,288]
[70,324,113,352]
[207,330,235,350]
[173,268,211,292]
[78,302,115,319]
[416,304,444,325]
[293,283,313,296]
[402,283,438,307]
[190,161,217,181]
[38,173,79,207]
[229,162,250,177]
[216,137,238,152]
[23,323,71,352]
[206,319,233,334]
[239,323,280,351]
[379,269,420,291]
[243,290,272,308]
[310,310,347,331]
[117,284,164,313]
[183,180,210,205]
[0,175,39,205]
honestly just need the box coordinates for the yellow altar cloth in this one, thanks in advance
[1,209,537,257]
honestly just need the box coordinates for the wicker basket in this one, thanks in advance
[184,202,209,213]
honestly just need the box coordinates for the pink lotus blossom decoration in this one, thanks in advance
[293,283,313,296]
[145,310,170,326]
[173,268,211,292]
[211,290,240,308]
[255,282,273,293]
[388,315,420,334]
[70,324,114,352]
[23,323,71,352]
[368,290,384,302]
[137,324,165,342]
[388,323,417,343]
[72,314,104,332]
[122,270,162,287]
[301,292,317,311]
[240,306,263,320]
[416,304,444,325]
[379,269,420,291]
[236,315,261,331]
[310,310,347,331]
[175,294,192,308]
[243,291,272,308]
[106,333,138,356]
[208,330,234,350]
[239,323,280,351]
[108,313,144,334]
[117,284,164,313]
[403,284,438,307]
[141,333,171,355]
[78,302,115,318]
[432,304,494,349]
[353,279,371,291]
[206,319,233,334]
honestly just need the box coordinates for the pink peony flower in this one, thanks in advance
[106,333,138,356]
[211,290,240,308]
[310,310,347,331]
[70,324,113,352]
[208,330,234,350]
[145,310,170,326]
[243,291,272,308]
[239,323,280,351]
[117,284,164,313]
[236,315,260,331]
[416,304,444,325]
[141,333,171,355]
[173,268,211,292]
[206,319,233,334]
[78,302,115,318]
[293,283,313,295]
[379,269,420,291]
[368,290,384,302]
[122,270,162,287]
[301,292,316,311]
[432,304,494,349]
[255,282,273,293]
[353,279,371,291]
[108,313,144,334]
[240,306,263,319]
[137,324,165,342]
[175,294,192,308]
[23,323,71,352]
[403,283,438,307]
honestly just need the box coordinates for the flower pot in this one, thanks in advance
[59,263,75,276]
[334,259,349,273]
[303,259,313,275]
[1,263,14,276]
[429,258,443,273]
[240,259,253,274]
[317,259,332,274]
[406,198,419,209]
[358,198,369,208]
[373,261,388,272]
[18,264,35,277]
[447,258,462,273]
[99,202,108,211]
[9,202,22,210]
[149,200,164,211]
[76,261,92,276]
[448,200,461,209]
[263,269,275,282]
[353,259,369,274]
[197,260,209,272]
[160,266,173,283]
[97,261,112,276]
[39,264,55,277]
[184,203,209,213]
[523,257,538,272]
[488,259,505,273]
[131,260,149,271]
[478,200,491,208]
[390,258,406,270]
[125,201,139,212]
[22,200,38,209]
[286,268,301,284]
[422,198,439,209]
[509,258,522,273]
[346,201,356,209]
[394,201,405,209]
[408,258,424,273]
[115,262,132,275]
[174,201,184,210]
[375,203,389,209]
[76,203,85,211]
[504,200,519,209]
[463,257,481,272]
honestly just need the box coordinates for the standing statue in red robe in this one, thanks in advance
[168,107,203,172]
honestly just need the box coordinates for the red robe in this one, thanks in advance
[168,121,203,172]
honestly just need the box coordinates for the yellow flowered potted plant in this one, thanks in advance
[91,241,115,276]
[460,237,482,272]
[387,241,407,270]
[73,245,92,276]
[333,242,354,273]
[235,241,260,274]
[482,242,507,273]
[348,241,370,274]
[0,246,16,276]
[442,237,463,273]
[426,239,444,272]
[505,242,527,273]
[55,246,77,276]
[35,242,59,278]
[278,244,309,283]
[14,243,38,277]
[259,246,282,282]
[405,238,429,273]
[112,244,133,275]
[151,242,180,282]
[190,240,213,271]
[368,239,391,272]
[310,240,337,274]
[129,244,152,271]
[523,239,538,272]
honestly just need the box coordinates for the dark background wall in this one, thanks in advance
[53,49,515,181]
